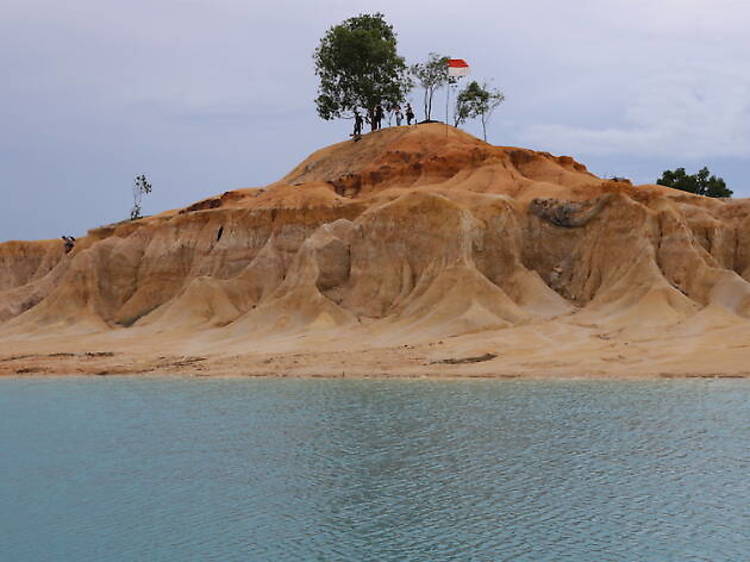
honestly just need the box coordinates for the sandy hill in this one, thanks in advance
[2,123,750,378]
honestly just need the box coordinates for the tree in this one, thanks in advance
[130,174,152,220]
[313,13,412,131]
[410,52,449,121]
[454,80,505,142]
[656,167,732,198]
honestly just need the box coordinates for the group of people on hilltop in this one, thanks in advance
[352,102,415,138]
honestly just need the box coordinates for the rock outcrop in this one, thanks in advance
[2,123,749,377]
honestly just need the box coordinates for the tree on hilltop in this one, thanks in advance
[656,167,732,198]
[130,174,152,220]
[411,52,449,121]
[454,80,505,142]
[313,13,412,132]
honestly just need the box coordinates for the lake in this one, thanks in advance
[1,377,748,561]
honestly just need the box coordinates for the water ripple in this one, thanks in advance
[0,378,748,561]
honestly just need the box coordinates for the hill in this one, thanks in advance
[2,123,749,378]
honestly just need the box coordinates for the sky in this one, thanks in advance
[2,0,749,241]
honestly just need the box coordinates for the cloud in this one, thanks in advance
[519,58,750,159]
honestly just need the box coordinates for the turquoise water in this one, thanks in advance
[1,378,748,561]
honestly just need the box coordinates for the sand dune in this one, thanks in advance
[2,123,749,378]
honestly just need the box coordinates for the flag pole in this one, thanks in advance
[446,80,449,137]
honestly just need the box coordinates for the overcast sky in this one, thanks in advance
[2,0,749,241]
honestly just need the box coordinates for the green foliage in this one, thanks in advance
[131,174,152,220]
[656,167,732,198]
[313,13,412,129]
[410,52,449,121]
[454,80,505,141]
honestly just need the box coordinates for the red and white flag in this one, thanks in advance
[447,59,470,78]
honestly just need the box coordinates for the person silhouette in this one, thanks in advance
[61,235,75,253]
[406,103,415,125]
[374,104,384,130]
[353,110,363,137]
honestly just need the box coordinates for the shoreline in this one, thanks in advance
[2,355,748,381]
[3,373,748,381]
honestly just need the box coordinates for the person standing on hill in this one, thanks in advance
[374,103,384,130]
[394,105,403,126]
[406,103,415,125]
[61,235,75,253]
[353,110,363,137]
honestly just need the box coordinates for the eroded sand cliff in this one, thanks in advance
[2,124,750,378]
